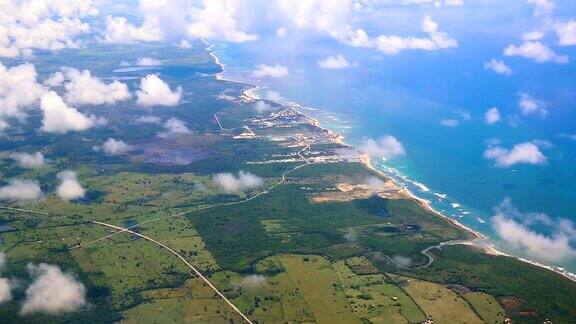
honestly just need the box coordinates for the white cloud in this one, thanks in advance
[11,152,47,169]
[484,59,512,76]
[485,107,501,125]
[62,68,131,105]
[0,0,97,58]
[504,41,568,64]
[102,15,164,44]
[445,0,464,6]
[254,101,273,113]
[522,30,545,41]
[56,170,85,201]
[137,57,162,66]
[252,64,290,78]
[318,55,352,69]
[484,142,547,167]
[213,171,263,192]
[0,120,8,132]
[136,74,182,107]
[527,0,555,17]
[102,1,457,57]
[373,15,458,55]
[40,91,95,133]
[440,110,471,127]
[492,198,576,263]
[0,253,12,304]
[157,118,190,138]
[102,138,131,156]
[186,0,259,43]
[518,92,548,117]
[555,20,576,46]
[440,119,460,127]
[43,71,65,87]
[135,115,162,124]
[21,263,86,315]
[0,62,46,119]
[0,179,43,202]
[0,278,11,304]
[359,135,406,159]
[103,1,256,44]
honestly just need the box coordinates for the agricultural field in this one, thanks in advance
[462,292,505,324]
[388,275,483,324]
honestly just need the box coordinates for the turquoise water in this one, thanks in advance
[211,26,576,273]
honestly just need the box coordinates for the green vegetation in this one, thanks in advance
[462,292,505,324]
[407,245,576,323]
[389,274,483,323]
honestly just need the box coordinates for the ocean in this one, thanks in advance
[209,33,576,275]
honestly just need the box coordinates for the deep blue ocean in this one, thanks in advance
[211,17,576,273]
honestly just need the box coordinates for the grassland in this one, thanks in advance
[462,292,505,324]
[389,274,483,324]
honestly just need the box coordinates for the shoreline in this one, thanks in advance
[206,44,576,283]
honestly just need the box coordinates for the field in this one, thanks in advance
[389,275,483,324]
[462,292,505,324]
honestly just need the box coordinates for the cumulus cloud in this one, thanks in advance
[102,15,164,44]
[11,152,47,169]
[43,71,65,87]
[518,92,548,117]
[359,135,406,159]
[373,15,458,55]
[555,20,576,46]
[0,179,43,202]
[0,278,12,304]
[0,0,97,58]
[40,92,95,133]
[253,101,273,113]
[484,142,547,167]
[56,170,85,201]
[157,118,190,138]
[0,253,12,304]
[213,171,263,192]
[135,115,162,124]
[252,64,290,78]
[492,198,576,263]
[137,57,162,66]
[440,110,471,127]
[21,263,86,315]
[101,138,131,156]
[102,1,457,57]
[484,59,512,76]
[485,107,501,125]
[318,55,353,69]
[504,41,568,64]
[0,62,46,119]
[62,68,131,105]
[136,74,182,107]
[103,1,256,44]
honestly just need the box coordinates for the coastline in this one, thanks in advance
[207,45,576,283]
